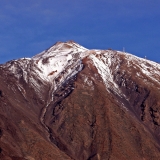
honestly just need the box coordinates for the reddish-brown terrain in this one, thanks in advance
[0,41,160,159]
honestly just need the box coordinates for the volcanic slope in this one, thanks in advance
[0,41,160,160]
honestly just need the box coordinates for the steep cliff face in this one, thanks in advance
[0,41,160,160]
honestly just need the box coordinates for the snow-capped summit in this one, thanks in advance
[32,40,88,60]
[29,41,88,83]
[2,40,160,96]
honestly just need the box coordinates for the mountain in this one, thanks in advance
[0,41,160,160]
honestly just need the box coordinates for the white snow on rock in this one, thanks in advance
[117,51,160,85]
[31,41,88,82]
[88,52,122,96]
[3,41,160,96]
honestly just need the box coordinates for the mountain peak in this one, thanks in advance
[66,40,76,44]
[0,40,160,159]
[32,40,88,60]
[53,40,76,45]
[52,40,85,50]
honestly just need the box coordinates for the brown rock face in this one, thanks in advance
[0,41,160,159]
[0,69,71,160]
[44,58,160,160]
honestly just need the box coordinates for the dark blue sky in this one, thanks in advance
[0,0,160,63]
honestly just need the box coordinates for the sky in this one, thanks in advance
[0,0,160,64]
